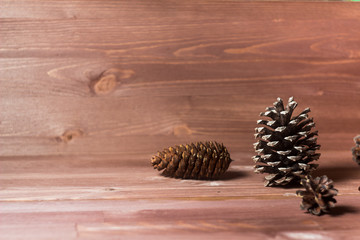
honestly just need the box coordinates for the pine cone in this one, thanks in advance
[352,135,360,165]
[253,97,320,187]
[296,175,338,216]
[151,141,232,180]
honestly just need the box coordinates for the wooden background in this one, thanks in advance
[1,1,359,239]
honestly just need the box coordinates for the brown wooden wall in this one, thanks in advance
[1,1,359,161]
[1,1,360,239]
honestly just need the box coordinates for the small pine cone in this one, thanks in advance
[296,175,338,216]
[151,141,232,180]
[352,135,360,165]
[253,97,320,187]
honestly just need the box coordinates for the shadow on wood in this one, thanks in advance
[219,169,249,181]
[269,181,302,189]
[329,205,359,217]
[157,169,249,181]
[313,165,360,182]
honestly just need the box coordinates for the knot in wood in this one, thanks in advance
[91,71,117,95]
[58,129,84,143]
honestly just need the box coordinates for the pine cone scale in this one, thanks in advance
[182,158,194,179]
[191,146,204,178]
[206,152,218,179]
[174,149,189,178]
[212,155,223,178]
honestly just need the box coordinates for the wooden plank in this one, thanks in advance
[0,154,358,200]
[0,224,77,240]
[0,92,358,156]
[0,133,357,158]
[4,197,358,238]
[3,1,359,20]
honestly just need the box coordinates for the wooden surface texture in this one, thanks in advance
[1,1,359,239]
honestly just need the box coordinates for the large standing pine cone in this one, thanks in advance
[253,97,320,187]
[151,141,232,180]
[296,175,338,216]
[352,135,360,165]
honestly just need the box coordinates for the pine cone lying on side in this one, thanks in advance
[352,135,360,165]
[151,141,232,180]
[253,97,320,187]
[296,175,338,216]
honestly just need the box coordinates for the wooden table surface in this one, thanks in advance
[1,1,359,239]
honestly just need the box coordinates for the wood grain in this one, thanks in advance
[1,1,359,239]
